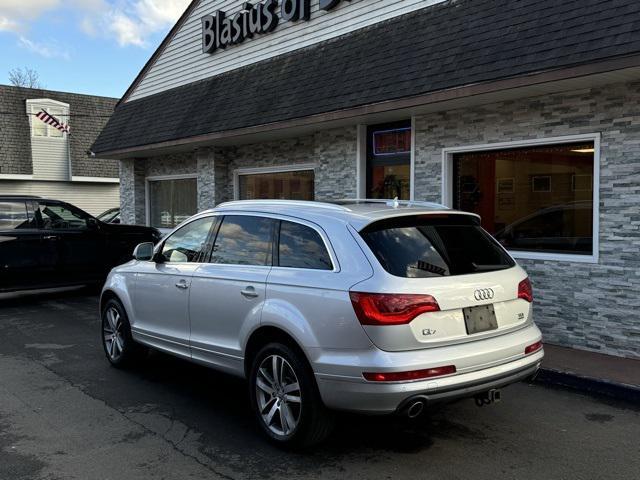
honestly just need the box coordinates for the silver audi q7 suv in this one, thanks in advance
[100,200,543,447]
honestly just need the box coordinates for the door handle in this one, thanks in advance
[240,286,259,299]
[43,235,58,241]
[175,280,189,290]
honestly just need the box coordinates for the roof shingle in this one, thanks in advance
[92,0,640,154]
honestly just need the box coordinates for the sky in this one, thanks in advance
[0,0,192,98]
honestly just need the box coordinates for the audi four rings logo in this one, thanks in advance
[474,288,495,301]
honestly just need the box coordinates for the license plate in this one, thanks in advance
[463,304,498,335]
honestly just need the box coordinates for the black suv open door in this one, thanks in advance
[35,200,105,286]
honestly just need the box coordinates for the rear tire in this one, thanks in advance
[249,342,334,449]
[101,298,145,368]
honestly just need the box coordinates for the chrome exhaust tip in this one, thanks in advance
[406,400,425,419]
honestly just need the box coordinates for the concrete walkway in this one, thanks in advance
[539,344,640,401]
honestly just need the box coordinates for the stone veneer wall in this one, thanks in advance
[215,126,358,202]
[120,126,358,223]
[119,82,639,358]
[414,80,640,358]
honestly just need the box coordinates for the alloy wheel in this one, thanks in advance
[255,354,302,437]
[103,306,124,361]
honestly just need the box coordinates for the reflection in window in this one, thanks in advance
[30,105,67,138]
[211,216,274,266]
[38,202,90,230]
[161,217,214,263]
[278,221,332,270]
[0,202,29,230]
[149,178,197,229]
[361,216,514,278]
[453,142,594,255]
[239,170,314,200]
[47,108,64,138]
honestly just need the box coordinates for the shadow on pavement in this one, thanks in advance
[0,286,99,307]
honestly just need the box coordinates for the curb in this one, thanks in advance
[535,368,640,405]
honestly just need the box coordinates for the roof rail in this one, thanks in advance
[332,199,449,210]
[0,195,42,199]
[216,199,351,212]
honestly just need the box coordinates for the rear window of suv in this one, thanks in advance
[360,214,515,278]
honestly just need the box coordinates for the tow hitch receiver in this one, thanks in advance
[475,389,502,407]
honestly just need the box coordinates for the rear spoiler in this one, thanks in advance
[353,210,482,232]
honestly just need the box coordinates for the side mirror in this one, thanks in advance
[87,218,99,229]
[133,242,154,261]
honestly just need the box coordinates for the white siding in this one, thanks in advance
[128,0,444,101]
[0,181,120,216]
[26,99,71,181]
[31,137,69,180]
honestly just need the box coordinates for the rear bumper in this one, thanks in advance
[313,323,543,414]
[394,355,541,412]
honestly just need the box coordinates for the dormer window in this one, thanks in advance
[26,99,69,139]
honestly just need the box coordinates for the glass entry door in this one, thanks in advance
[366,121,412,200]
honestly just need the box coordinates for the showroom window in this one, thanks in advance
[147,176,197,229]
[366,121,412,200]
[451,141,596,258]
[237,167,314,200]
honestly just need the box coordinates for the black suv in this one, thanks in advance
[0,196,161,292]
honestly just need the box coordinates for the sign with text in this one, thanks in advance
[202,0,351,54]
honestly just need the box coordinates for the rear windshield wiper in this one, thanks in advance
[471,263,511,272]
[410,261,447,276]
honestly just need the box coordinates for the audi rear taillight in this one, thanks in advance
[363,365,456,382]
[518,278,533,303]
[349,292,440,326]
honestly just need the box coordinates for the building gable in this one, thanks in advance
[93,0,640,156]
[124,0,445,102]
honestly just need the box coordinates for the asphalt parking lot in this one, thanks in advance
[0,290,638,480]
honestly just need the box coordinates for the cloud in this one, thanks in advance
[84,0,191,48]
[1,0,190,48]
[18,35,71,60]
[0,0,60,32]
[0,17,21,33]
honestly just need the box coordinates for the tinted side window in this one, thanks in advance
[38,202,90,230]
[161,217,215,263]
[278,221,332,270]
[0,202,32,230]
[211,216,274,266]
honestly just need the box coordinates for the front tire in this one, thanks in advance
[101,298,143,368]
[249,342,334,448]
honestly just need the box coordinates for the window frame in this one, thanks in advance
[365,120,413,201]
[26,99,70,139]
[274,219,334,271]
[145,173,198,231]
[37,200,93,231]
[156,214,218,265]
[441,133,600,264]
[233,164,316,200]
[203,212,340,272]
[0,200,31,231]
[206,213,277,268]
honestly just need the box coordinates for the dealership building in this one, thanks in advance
[93,0,640,359]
